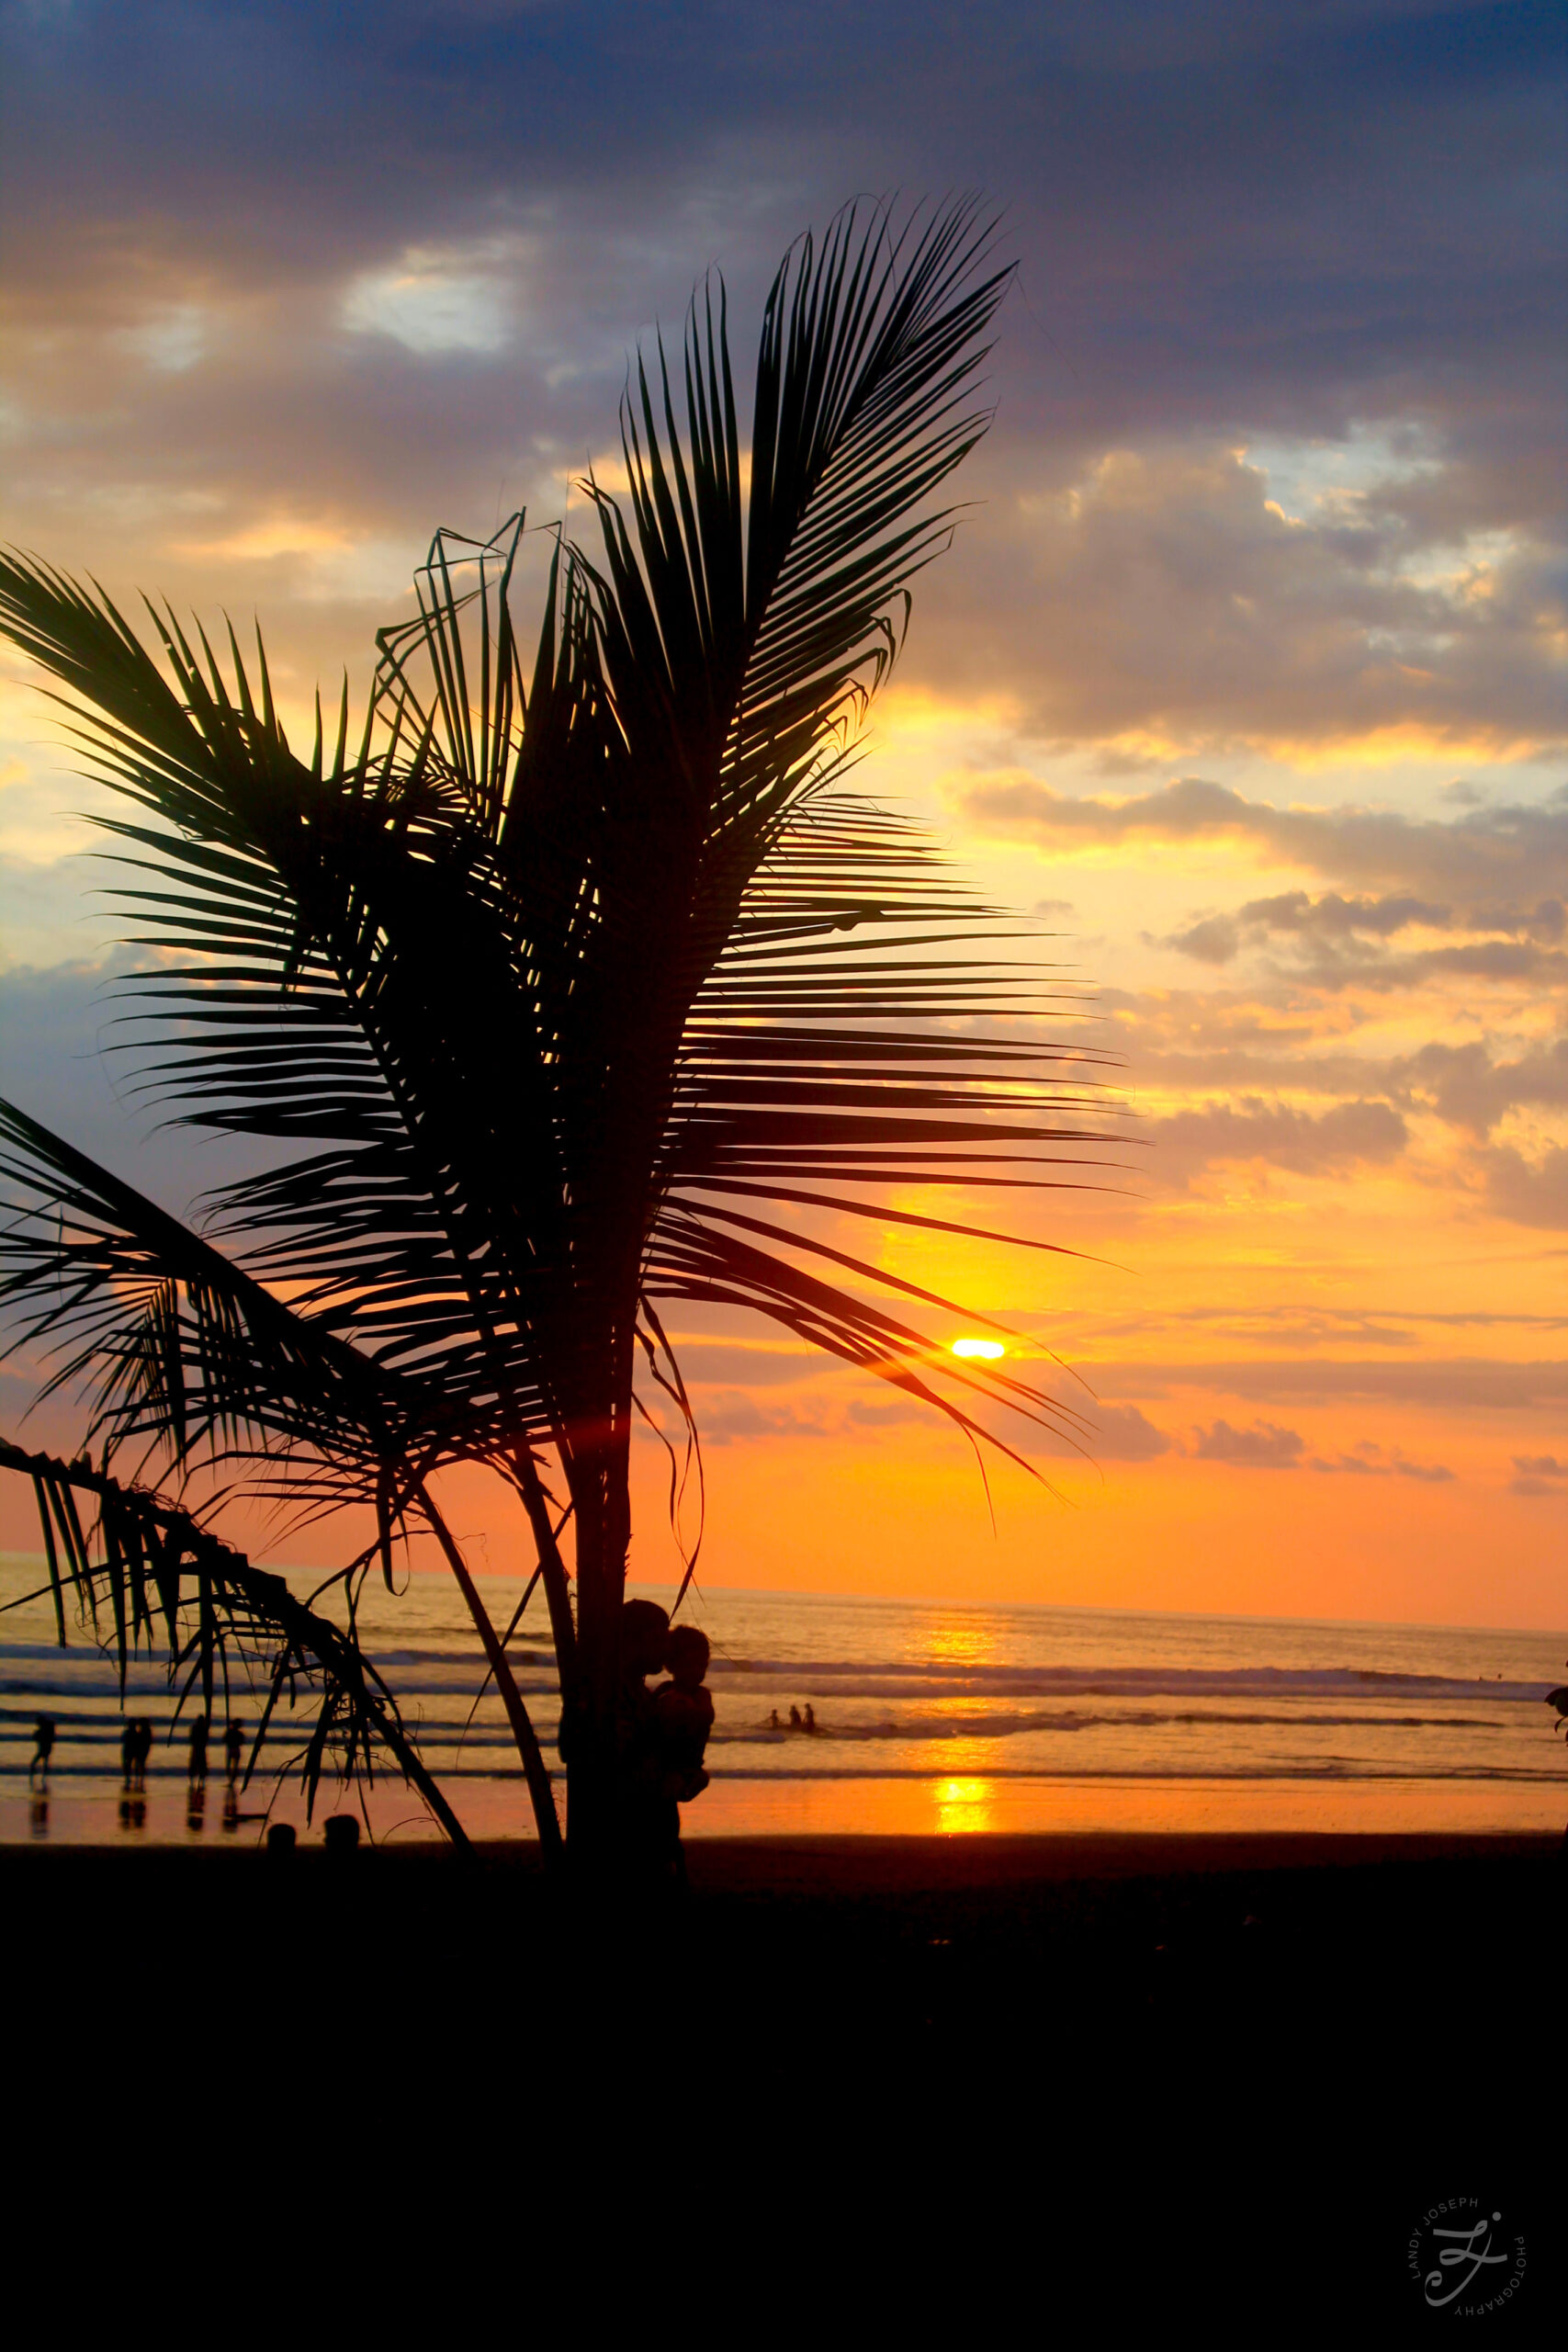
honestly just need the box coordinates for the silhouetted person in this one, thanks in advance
[622,1600,671,1686]
[131,1718,152,1790]
[1546,1671,1568,1733]
[803,1702,817,1734]
[28,1716,55,1784]
[187,1714,209,1783]
[225,1719,244,1784]
[655,1625,715,1802]
[788,1704,803,1731]
[769,1709,782,1731]
[120,1720,138,1787]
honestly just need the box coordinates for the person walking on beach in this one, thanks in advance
[29,1715,55,1784]
[187,1713,209,1784]
[131,1717,152,1790]
[121,1719,138,1786]
[225,1719,244,1784]
[802,1703,817,1734]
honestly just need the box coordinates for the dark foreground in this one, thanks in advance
[6,1831,1561,2306]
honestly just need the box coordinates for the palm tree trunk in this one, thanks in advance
[558,1311,639,1860]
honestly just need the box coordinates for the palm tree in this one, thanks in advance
[0,199,1114,1865]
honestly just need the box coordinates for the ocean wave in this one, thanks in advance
[715,1708,1516,1741]
[1,1640,1551,1707]
[2,1702,1521,1748]
[705,1658,1551,1703]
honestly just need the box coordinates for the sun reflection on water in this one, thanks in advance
[923,1615,998,1670]
[933,1777,996,1834]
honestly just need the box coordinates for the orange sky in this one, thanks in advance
[2,20,1563,1631]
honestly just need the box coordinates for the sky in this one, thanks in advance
[0,0,1564,1628]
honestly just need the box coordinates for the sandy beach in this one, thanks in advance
[10,1828,1558,2088]
[6,1826,1560,2301]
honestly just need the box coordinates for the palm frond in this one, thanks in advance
[0,198,1125,1859]
[0,1437,470,1845]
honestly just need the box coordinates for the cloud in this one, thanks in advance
[1149,1097,1407,1184]
[1482,1143,1568,1230]
[1160,912,1245,966]
[677,1342,819,1390]
[670,1383,948,1444]
[342,238,528,355]
[0,2,1562,796]
[667,1390,828,1445]
[1508,1452,1567,1496]
[1089,1403,1171,1462]
[1190,1417,1303,1467]
[0,949,299,1217]
[1090,1359,1568,1411]
[1311,1442,1454,1482]
[922,429,1568,752]
[959,776,1568,901]
[1394,1038,1568,1137]
[1161,890,1463,963]
[1153,889,1568,999]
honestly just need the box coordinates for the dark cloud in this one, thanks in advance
[1190,1417,1303,1466]
[0,0,1561,769]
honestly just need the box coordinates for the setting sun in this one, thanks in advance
[951,1338,1005,1361]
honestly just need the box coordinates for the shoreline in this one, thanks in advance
[5,1824,1562,1870]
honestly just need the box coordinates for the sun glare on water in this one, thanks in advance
[950,1337,1005,1360]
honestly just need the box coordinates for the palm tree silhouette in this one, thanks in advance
[0,201,1114,1863]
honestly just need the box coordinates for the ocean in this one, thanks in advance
[3,1555,1563,1843]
